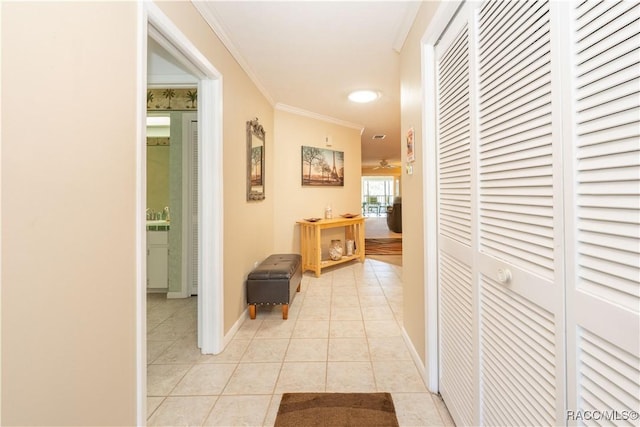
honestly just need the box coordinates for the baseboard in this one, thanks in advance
[402,326,433,392]
[166,291,187,299]
[223,307,250,347]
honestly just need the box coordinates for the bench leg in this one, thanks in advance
[249,304,256,320]
[282,304,289,320]
[297,283,301,292]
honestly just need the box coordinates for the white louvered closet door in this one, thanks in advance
[566,0,640,422]
[436,1,566,425]
[435,5,476,426]
[476,1,566,425]
[189,118,199,297]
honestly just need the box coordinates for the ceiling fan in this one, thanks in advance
[373,159,399,169]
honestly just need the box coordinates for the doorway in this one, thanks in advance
[138,3,225,424]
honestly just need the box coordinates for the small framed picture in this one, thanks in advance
[406,127,415,163]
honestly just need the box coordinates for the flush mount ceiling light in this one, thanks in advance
[348,90,379,103]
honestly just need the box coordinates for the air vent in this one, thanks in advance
[372,134,386,140]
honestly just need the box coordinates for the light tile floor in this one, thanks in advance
[147,257,455,426]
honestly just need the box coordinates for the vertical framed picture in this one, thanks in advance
[301,146,344,186]
[406,127,415,163]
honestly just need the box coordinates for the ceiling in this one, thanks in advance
[150,1,421,168]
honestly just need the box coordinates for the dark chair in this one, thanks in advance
[386,196,402,233]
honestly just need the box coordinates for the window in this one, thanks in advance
[361,176,396,216]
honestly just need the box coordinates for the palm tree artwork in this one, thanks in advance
[162,88,176,109]
[186,90,197,109]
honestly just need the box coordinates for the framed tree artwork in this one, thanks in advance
[301,146,344,187]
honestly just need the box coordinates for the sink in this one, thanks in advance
[147,220,169,226]
[147,220,170,230]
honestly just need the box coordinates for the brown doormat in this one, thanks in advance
[275,392,399,427]
[365,238,402,255]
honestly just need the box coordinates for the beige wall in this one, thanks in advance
[272,110,362,255]
[153,1,275,332]
[1,1,276,424]
[1,2,138,424]
[0,0,439,423]
[399,2,440,371]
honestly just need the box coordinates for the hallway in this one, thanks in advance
[146,258,452,426]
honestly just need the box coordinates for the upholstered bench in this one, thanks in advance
[246,254,302,320]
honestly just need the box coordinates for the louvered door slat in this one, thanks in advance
[481,276,557,426]
[437,14,475,426]
[576,41,640,89]
[479,0,555,279]
[439,250,474,426]
[476,1,564,425]
[569,0,640,419]
[481,53,550,120]
[576,2,639,45]
[478,1,521,55]
[575,0,640,311]
[578,79,640,113]
[578,107,640,135]
[578,92,639,123]
[439,24,472,247]
[577,329,640,425]
[479,2,548,84]
[580,216,639,237]
[481,89,551,133]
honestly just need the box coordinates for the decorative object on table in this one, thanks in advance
[340,213,360,218]
[345,239,355,256]
[324,204,333,219]
[406,127,415,163]
[329,239,343,261]
[247,118,265,201]
[304,217,322,222]
[301,146,344,186]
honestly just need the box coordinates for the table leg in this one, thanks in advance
[314,225,322,277]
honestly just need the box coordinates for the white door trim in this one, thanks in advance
[420,0,466,394]
[137,3,225,424]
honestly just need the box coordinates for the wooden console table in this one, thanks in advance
[297,217,366,277]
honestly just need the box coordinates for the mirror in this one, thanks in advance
[247,118,265,201]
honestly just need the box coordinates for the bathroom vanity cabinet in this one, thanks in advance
[147,230,168,289]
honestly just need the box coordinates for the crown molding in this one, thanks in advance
[275,103,364,131]
[393,1,422,53]
[192,2,275,106]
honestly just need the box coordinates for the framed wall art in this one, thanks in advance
[301,146,344,187]
[406,127,415,163]
[247,118,265,201]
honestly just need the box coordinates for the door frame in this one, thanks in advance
[420,0,465,394]
[136,3,224,424]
